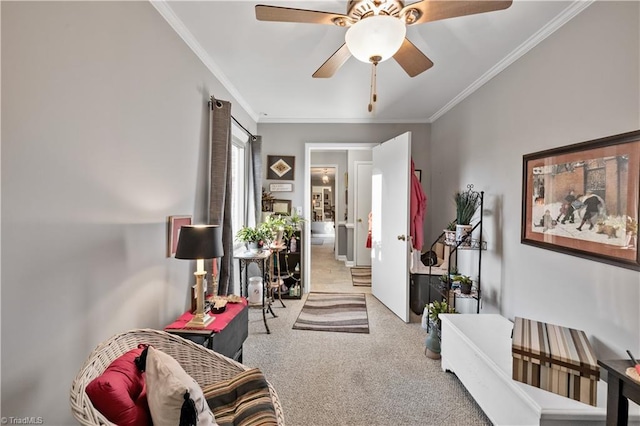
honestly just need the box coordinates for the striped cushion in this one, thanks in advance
[203,368,277,426]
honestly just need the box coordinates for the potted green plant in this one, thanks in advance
[443,221,457,246]
[425,299,457,359]
[439,273,451,290]
[236,225,270,253]
[454,185,481,245]
[263,214,287,246]
[453,274,473,295]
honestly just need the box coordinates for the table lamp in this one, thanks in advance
[175,225,223,328]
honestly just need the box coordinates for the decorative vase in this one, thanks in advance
[247,241,260,253]
[425,322,441,360]
[455,224,472,246]
[443,229,456,246]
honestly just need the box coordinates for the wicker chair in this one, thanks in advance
[70,328,285,425]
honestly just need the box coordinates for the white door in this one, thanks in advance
[371,132,411,322]
[354,162,372,266]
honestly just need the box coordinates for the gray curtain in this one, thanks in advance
[208,97,234,295]
[247,136,263,226]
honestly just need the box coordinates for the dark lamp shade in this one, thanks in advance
[175,225,223,260]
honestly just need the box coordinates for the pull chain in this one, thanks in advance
[368,56,381,113]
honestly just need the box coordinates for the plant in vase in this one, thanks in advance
[439,273,451,290]
[236,226,271,253]
[263,214,287,246]
[454,184,481,245]
[453,274,473,295]
[443,221,457,246]
[425,299,457,359]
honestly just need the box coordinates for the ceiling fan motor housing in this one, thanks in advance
[346,0,405,20]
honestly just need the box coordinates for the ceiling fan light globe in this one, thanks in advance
[345,15,406,63]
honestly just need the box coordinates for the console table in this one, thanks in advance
[598,359,640,426]
[164,298,248,362]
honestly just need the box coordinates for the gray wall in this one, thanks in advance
[258,122,431,244]
[430,1,639,357]
[1,2,256,422]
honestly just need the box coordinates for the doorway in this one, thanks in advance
[310,166,337,238]
[303,143,376,295]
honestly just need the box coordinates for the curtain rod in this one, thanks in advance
[209,99,257,142]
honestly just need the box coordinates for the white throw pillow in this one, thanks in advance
[145,346,216,426]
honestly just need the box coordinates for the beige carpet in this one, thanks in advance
[242,240,491,425]
[350,266,371,287]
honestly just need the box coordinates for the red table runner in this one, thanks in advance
[164,298,248,333]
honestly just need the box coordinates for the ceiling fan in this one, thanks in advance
[256,0,512,111]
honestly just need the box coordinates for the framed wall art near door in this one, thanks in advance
[168,215,192,257]
[272,199,292,215]
[267,155,295,180]
[521,130,640,271]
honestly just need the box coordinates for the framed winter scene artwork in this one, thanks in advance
[521,130,640,271]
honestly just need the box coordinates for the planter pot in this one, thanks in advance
[274,229,284,246]
[247,241,260,253]
[443,229,456,246]
[455,224,472,246]
[425,322,441,359]
[460,282,472,295]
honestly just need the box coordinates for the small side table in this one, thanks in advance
[165,299,248,362]
[234,249,276,334]
[598,359,640,426]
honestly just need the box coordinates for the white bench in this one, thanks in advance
[440,314,640,426]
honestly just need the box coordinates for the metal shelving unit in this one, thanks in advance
[428,189,485,313]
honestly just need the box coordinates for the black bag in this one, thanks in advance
[421,250,438,267]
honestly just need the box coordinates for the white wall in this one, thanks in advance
[430,1,639,357]
[1,2,256,422]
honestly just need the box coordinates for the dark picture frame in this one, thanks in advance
[168,215,192,257]
[414,169,422,182]
[272,199,292,215]
[267,155,295,180]
[521,130,640,271]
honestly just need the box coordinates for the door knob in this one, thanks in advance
[358,218,362,223]
[397,235,406,241]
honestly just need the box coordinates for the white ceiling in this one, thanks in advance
[156,1,591,124]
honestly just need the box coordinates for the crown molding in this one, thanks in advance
[257,116,430,124]
[149,0,260,123]
[428,0,595,123]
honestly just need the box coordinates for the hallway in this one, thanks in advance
[308,236,371,294]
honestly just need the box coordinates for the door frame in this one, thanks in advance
[353,160,373,267]
[303,142,377,294]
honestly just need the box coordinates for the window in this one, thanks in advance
[231,136,246,249]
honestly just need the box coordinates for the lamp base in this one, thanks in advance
[185,313,215,328]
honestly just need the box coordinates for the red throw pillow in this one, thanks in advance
[85,346,151,426]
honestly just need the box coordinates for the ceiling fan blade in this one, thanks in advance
[402,1,512,25]
[393,38,433,77]
[313,44,352,78]
[256,5,350,25]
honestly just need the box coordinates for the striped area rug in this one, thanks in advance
[293,293,369,334]
[350,267,371,287]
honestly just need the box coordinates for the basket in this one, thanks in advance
[70,328,285,425]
